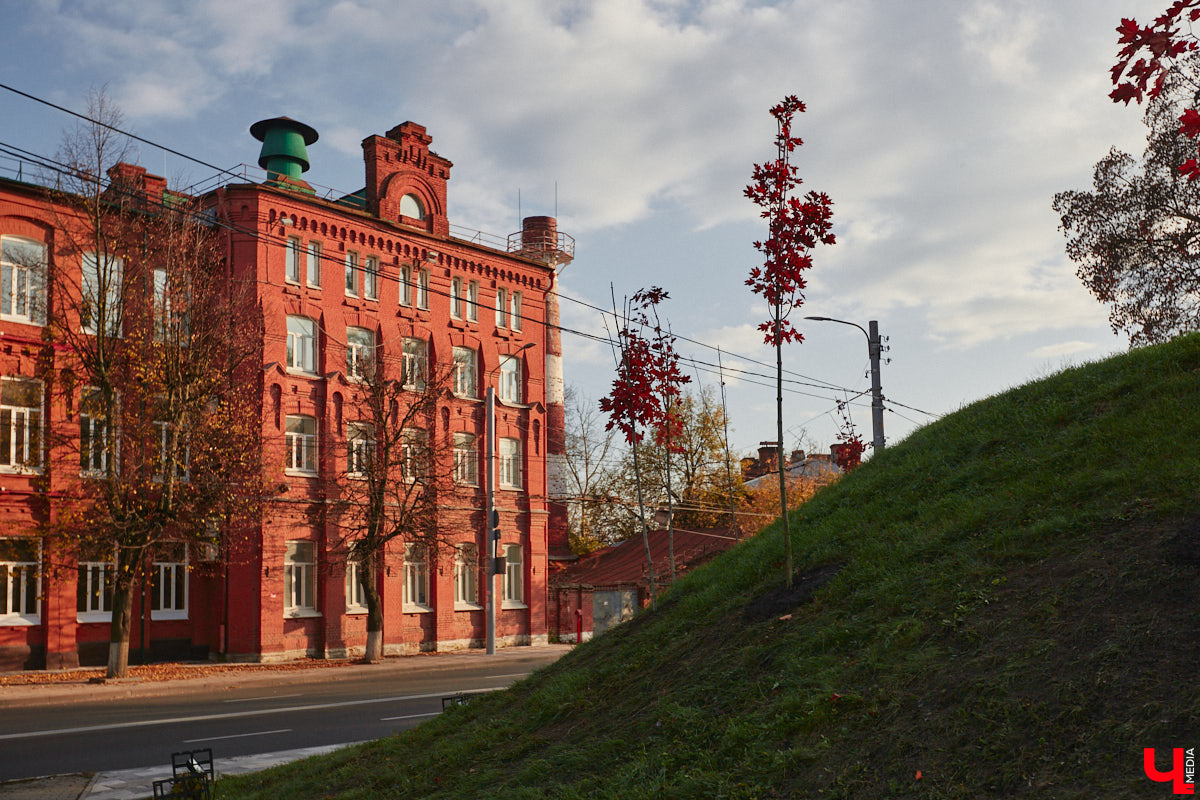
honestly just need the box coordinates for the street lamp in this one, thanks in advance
[804,316,886,452]
[484,342,535,655]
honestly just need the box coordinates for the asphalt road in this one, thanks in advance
[0,645,569,780]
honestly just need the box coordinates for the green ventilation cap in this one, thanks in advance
[249,117,319,182]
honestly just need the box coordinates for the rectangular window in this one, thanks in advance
[80,388,110,477]
[503,543,524,607]
[152,268,189,343]
[453,432,478,486]
[499,358,521,404]
[364,256,379,300]
[77,556,114,621]
[285,415,318,474]
[150,542,187,620]
[347,421,373,477]
[1,236,45,325]
[454,544,478,608]
[450,277,463,319]
[345,561,367,613]
[401,428,427,482]
[306,241,322,288]
[400,266,412,307]
[0,377,42,472]
[417,268,429,310]
[510,291,522,332]
[401,337,427,391]
[404,544,429,611]
[495,287,508,328]
[346,326,373,380]
[452,346,477,398]
[286,315,318,374]
[499,437,522,490]
[284,541,316,616]
[0,538,40,624]
[286,237,302,283]
[81,252,123,337]
[345,252,359,296]
[467,280,479,322]
[155,421,190,482]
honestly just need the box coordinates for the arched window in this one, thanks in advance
[400,194,425,220]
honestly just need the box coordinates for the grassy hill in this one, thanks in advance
[218,334,1200,799]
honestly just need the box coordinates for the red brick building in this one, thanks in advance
[0,118,574,669]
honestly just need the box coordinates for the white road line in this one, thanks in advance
[222,694,301,704]
[0,686,505,741]
[481,672,531,679]
[184,728,292,743]
[379,712,440,722]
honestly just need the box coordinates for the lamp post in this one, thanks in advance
[485,342,535,655]
[804,317,886,452]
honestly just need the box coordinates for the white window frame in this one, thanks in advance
[499,358,521,404]
[400,265,412,307]
[364,256,379,300]
[285,414,318,475]
[453,432,478,486]
[306,241,322,288]
[80,387,111,477]
[347,421,373,477]
[450,277,463,319]
[401,337,427,391]
[0,537,40,625]
[498,436,522,490]
[150,542,188,621]
[77,556,115,623]
[495,287,508,328]
[400,193,425,220]
[0,377,42,474]
[345,560,368,614]
[401,428,427,482]
[404,544,431,612]
[80,251,123,337]
[452,346,478,399]
[454,543,479,609]
[346,326,373,380]
[416,268,430,310]
[284,540,318,617]
[510,291,522,332]
[286,315,318,374]
[286,236,302,284]
[467,280,479,322]
[155,420,190,483]
[1,236,45,326]
[502,543,525,608]
[344,251,359,297]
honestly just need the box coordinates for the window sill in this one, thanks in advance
[285,368,320,378]
[284,608,322,619]
[454,602,482,612]
[451,393,481,402]
[306,283,322,290]
[499,485,524,492]
[285,469,319,478]
[0,466,43,476]
[345,607,368,616]
[0,615,39,627]
[403,604,432,614]
[151,610,188,621]
[77,612,111,624]
[501,601,528,611]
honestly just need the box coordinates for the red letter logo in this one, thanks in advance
[1145,748,1195,794]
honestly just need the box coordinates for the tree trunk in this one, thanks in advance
[360,551,384,663]
[630,434,657,604]
[775,302,792,588]
[107,572,135,679]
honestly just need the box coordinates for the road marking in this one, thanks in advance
[379,712,440,722]
[222,694,301,704]
[185,729,292,743]
[481,672,531,679]
[0,687,504,741]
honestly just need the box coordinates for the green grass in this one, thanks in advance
[217,334,1200,799]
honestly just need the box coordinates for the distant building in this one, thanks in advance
[741,442,842,489]
[0,117,574,669]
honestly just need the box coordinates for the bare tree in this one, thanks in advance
[563,384,627,553]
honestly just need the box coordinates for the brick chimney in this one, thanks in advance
[362,122,451,236]
[106,163,168,208]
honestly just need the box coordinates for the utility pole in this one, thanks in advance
[805,316,886,452]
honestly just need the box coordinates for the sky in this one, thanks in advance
[0,0,1171,458]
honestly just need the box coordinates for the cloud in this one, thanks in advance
[1027,340,1098,360]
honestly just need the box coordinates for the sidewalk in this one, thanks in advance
[0,742,360,799]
